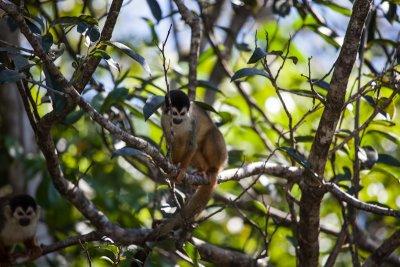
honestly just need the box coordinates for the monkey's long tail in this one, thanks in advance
[148,169,218,241]
[181,168,218,220]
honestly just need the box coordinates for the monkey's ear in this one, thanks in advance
[4,205,12,219]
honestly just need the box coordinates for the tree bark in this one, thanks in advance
[298,0,373,265]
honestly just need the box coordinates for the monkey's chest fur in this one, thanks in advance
[0,219,37,246]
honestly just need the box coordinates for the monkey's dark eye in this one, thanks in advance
[17,211,24,216]
[26,211,32,216]
[172,111,178,116]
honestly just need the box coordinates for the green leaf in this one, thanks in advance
[332,167,352,182]
[183,242,200,266]
[63,110,84,125]
[142,18,159,45]
[197,80,223,94]
[378,154,400,167]
[101,87,129,111]
[217,111,234,126]
[247,47,267,64]
[77,21,88,33]
[194,101,218,114]
[279,147,310,168]
[146,0,162,22]
[230,68,270,82]
[366,130,400,145]
[100,256,114,264]
[112,147,145,158]
[287,56,298,64]
[286,235,298,248]
[41,32,53,52]
[228,149,244,166]
[103,41,151,74]
[24,17,41,34]
[87,26,100,42]
[269,50,283,56]
[377,97,396,120]
[314,0,352,16]
[235,42,252,52]
[294,135,314,143]
[143,95,164,121]
[248,200,268,214]
[384,4,397,24]
[0,69,25,84]
[370,120,395,127]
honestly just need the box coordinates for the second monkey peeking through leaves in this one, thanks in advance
[161,90,227,220]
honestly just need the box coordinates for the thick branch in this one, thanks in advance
[298,0,373,265]
[193,238,257,266]
[218,162,301,183]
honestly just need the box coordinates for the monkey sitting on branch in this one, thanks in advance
[0,194,42,265]
[150,90,227,239]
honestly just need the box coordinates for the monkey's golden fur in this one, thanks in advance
[161,102,227,220]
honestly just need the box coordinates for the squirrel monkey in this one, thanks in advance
[0,194,42,264]
[161,90,227,220]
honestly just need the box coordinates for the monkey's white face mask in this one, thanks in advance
[170,106,189,125]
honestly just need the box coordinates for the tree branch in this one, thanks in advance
[298,0,373,265]
[362,230,400,267]
[172,0,202,100]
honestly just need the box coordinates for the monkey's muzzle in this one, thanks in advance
[173,118,183,124]
[19,218,30,226]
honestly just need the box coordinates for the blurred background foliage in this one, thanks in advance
[1,0,400,266]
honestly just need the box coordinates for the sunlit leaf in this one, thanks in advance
[248,200,268,214]
[231,68,270,82]
[314,0,352,16]
[183,242,200,266]
[103,41,151,74]
[197,80,224,94]
[194,101,218,114]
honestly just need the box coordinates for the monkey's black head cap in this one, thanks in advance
[10,194,37,212]
[165,90,190,111]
